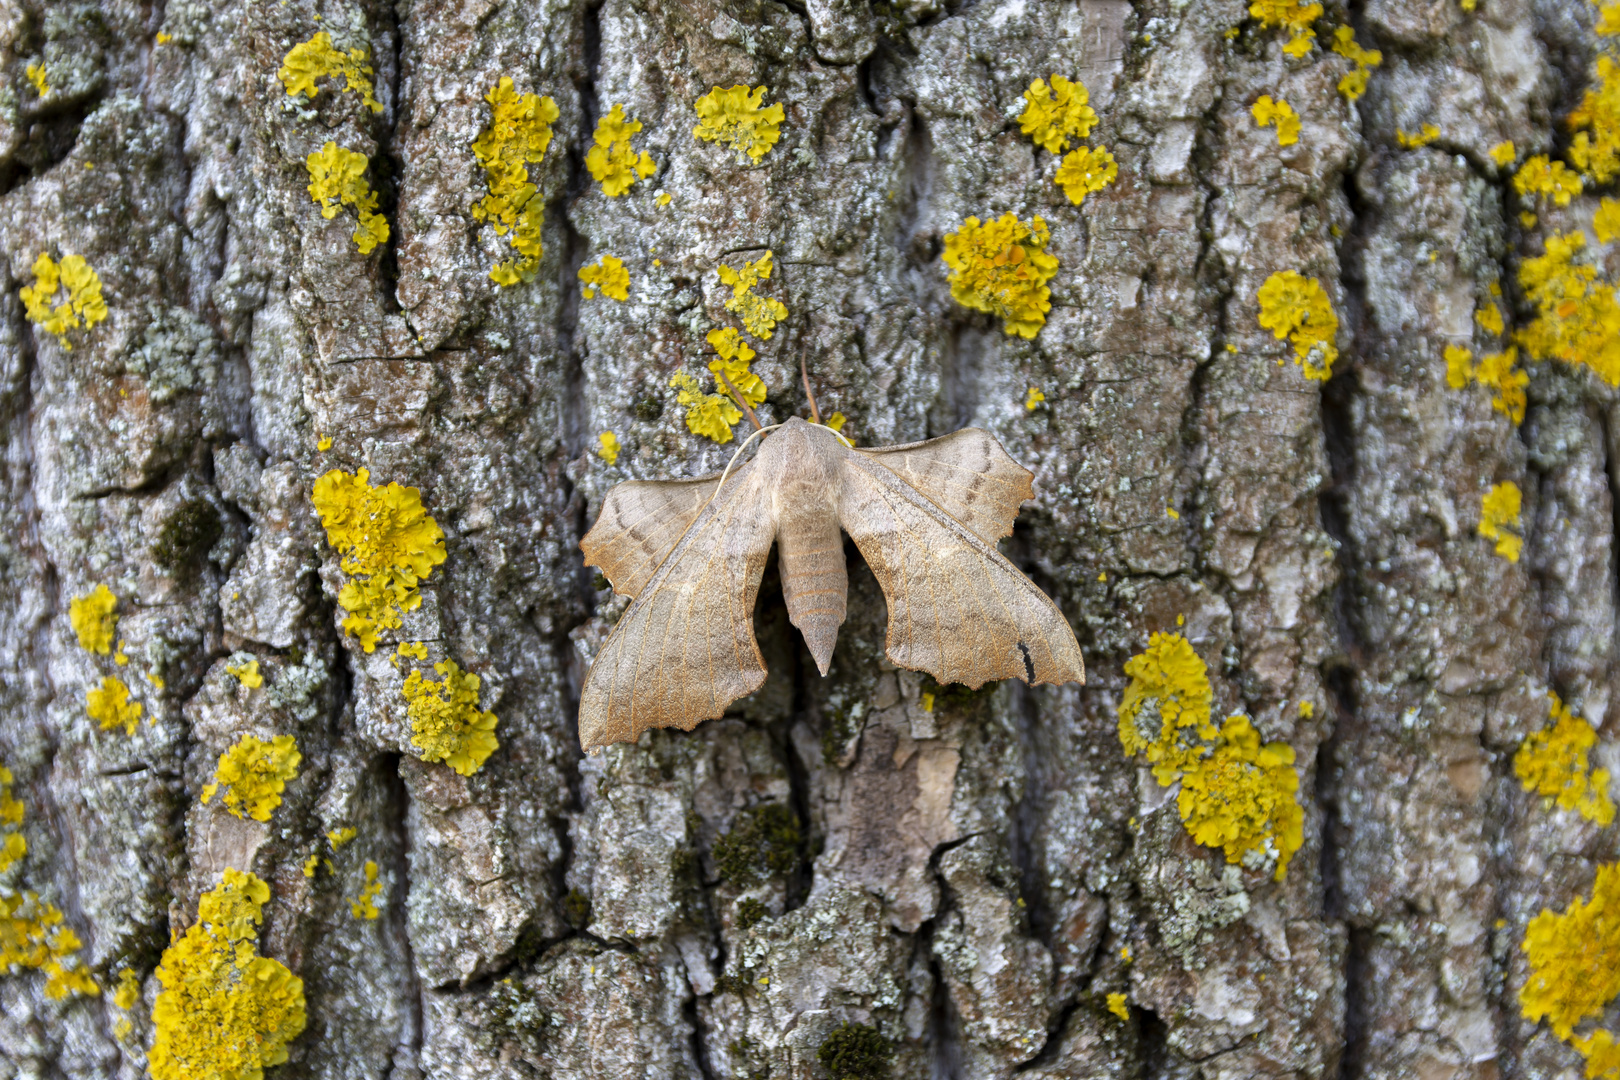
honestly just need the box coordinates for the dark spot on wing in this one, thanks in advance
[1019,641,1034,683]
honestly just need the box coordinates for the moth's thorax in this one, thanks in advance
[760,418,845,522]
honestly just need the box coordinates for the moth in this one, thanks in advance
[577,405,1085,752]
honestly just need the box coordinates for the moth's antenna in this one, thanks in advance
[800,354,821,425]
[709,423,782,507]
[715,368,763,433]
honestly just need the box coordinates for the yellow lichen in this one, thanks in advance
[1570,57,1620,185]
[202,735,301,823]
[579,255,630,301]
[1252,96,1301,146]
[87,676,142,735]
[1054,146,1118,205]
[1106,992,1130,1020]
[1490,140,1518,167]
[941,214,1059,339]
[597,431,621,464]
[348,861,383,920]
[277,31,382,113]
[69,584,117,654]
[472,77,559,286]
[1331,26,1382,101]
[826,411,847,432]
[586,104,656,197]
[149,869,306,1080]
[1396,123,1441,149]
[1516,231,1620,385]
[311,468,447,653]
[1478,480,1523,562]
[1514,154,1584,206]
[402,660,500,776]
[392,642,428,669]
[226,658,263,689]
[305,142,390,254]
[1249,0,1322,55]
[1018,76,1097,153]
[706,327,766,407]
[1520,862,1620,1040]
[1025,386,1046,410]
[1576,1030,1620,1080]
[718,251,789,339]
[1477,301,1505,336]
[25,62,48,96]
[20,252,108,349]
[1,764,24,874]
[1177,714,1303,881]
[1445,344,1475,389]
[1515,692,1615,825]
[692,85,784,163]
[1117,632,1217,784]
[113,966,140,1010]
[1,889,98,999]
[1596,197,1620,244]
[1446,340,1527,423]
[669,370,742,444]
[328,827,357,849]
[1257,270,1339,380]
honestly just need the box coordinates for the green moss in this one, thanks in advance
[736,897,768,929]
[713,803,800,887]
[821,701,861,766]
[562,888,591,931]
[817,1021,890,1080]
[634,393,664,421]
[151,498,222,579]
[484,978,548,1045]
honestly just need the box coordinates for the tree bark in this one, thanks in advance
[0,0,1615,1077]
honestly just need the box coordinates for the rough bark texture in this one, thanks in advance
[0,0,1615,1077]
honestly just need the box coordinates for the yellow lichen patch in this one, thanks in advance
[1249,0,1322,55]
[1257,270,1339,380]
[302,855,320,878]
[1515,692,1615,825]
[472,77,559,286]
[1477,301,1505,336]
[69,584,117,654]
[706,328,766,407]
[1025,386,1046,410]
[1570,56,1620,184]
[1596,198,1620,244]
[1514,154,1584,206]
[1396,124,1441,149]
[25,62,48,96]
[403,660,500,776]
[87,676,142,735]
[1489,140,1518,167]
[1117,632,1217,784]
[941,214,1059,339]
[670,370,741,444]
[1516,231,1620,385]
[311,468,447,653]
[317,434,333,451]
[1475,347,1529,424]
[305,142,390,254]
[1478,481,1523,562]
[1251,95,1301,146]
[348,861,383,920]
[1331,26,1382,101]
[149,869,306,1080]
[1576,1030,1620,1079]
[1054,146,1118,205]
[113,967,140,1011]
[20,252,108,349]
[392,642,428,670]
[328,827,357,849]
[0,889,98,999]
[717,251,789,339]
[1520,862,1620,1040]
[597,431,621,464]
[692,85,784,163]
[1445,344,1475,389]
[1106,992,1130,1020]
[1600,0,1620,34]
[1019,76,1098,153]
[826,411,847,433]
[202,735,301,823]
[579,255,630,301]
[1,764,24,874]
[277,31,382,113]
[586,104,656,197]
[1177,714,1303,881]
[226,657,263,689]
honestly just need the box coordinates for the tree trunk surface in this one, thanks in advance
[0,0,1615,1077]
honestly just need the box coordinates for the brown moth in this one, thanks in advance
[577,416,1085,752]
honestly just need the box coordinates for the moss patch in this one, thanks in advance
[817,1021,890,1080]
[713,803,800,887]
[736,897,768,929]
[151,498,222,579]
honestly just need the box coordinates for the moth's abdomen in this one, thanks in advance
[777,515,847,677]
